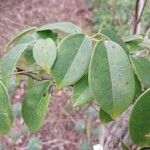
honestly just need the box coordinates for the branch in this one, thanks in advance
[133,0,147,34]
[15,67,48,81]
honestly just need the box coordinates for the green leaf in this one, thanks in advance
[0,81,13,134]
[123,34,143,52]
[89,41,135,119]
[38,22,82,34]
[22,80,50,133]
[17,34,36,45]
[125,41,142,52]
[52,33,92,88]
[99,28,128,53]
[129,88,150,147]
[131,56,150,87]
[99,108,113,123]
[23,48,35,65]
[71,75,93,107]
[35,30,58,41]
[33,38,57,73]
[6,27,37,49]
[133,74,142,102]
[123,34,143,43]
[1,43,28,86]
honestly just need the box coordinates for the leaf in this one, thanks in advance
[99,28,128,53]
[123,34,143,52]
[0,81,13,134]
[99,108,113,123]
[125,41,142,52]
[71,75,93,107]
[123,34,143,43]
[6,27,37,49]
[37,22,82,34]
[35,30,58,41]
[1,43,28,86]
[129,88,150,147]
[23,48,35,65]
[131,56,150,87]
[52,33,92,88]
[133,74,142,102]
[89,41,135,119]
[22,80,50,133]
[33,38,57,73]
[17,34,36,45]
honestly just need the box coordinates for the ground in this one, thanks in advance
[0,0,100,149]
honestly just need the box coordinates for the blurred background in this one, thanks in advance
[0,0,150,149]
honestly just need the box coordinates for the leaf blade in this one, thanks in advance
[71,75,93,107]
[1,43,28,86]
[22,80,50,133]
[33,38,57,73]
[6,27,37,49]
[89,41,135,118]
[52,33,92,88]
[131,56,150,87]
[99,108,113,123]
[38,22,82,34]
[0,81,13,134]
[99,28,128,53]
[129,88,150,147]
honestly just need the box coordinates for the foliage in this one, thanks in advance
[0,21,150,148]
[91,0,150,35]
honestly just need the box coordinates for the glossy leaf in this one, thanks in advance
[52,33,92,88]
[1,43,28,86]
[22,80,50,133]
[0,81,13,134]
[89,41,135,118]
[71,75,93,107]
[38,22,82,34]
[131,56,150,87]
[99,28,128,53]
[99,108,113,123]
[6,27,37,49]
[129,88,150,147]
[33,38,57,73]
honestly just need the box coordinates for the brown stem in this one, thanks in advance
[15,67,48,81]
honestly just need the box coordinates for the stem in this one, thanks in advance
[134,0,147,34]
[14,67,48,81]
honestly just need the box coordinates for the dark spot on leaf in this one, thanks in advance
[126,81,129,85]
[112,45,115,49]
[43,93,46,97]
